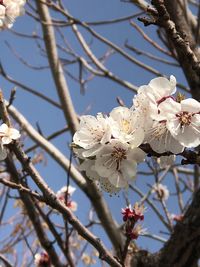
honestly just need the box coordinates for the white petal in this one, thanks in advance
[2,136,12,145]
[121,160,137,179]
[95,153,116,177]
[173,124,200,147]
[181,98,200,113]
[149,76,176,98]
[82,144,103,157]
[0,123,8,134]
[108,171,128,188]
[127,147,146,163]
[159,98,181,116]
[9,128,20,140]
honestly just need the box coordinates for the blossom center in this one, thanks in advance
[90,127,104,141]
[121,119,130,133]
[176,112,192,127]
[111,146,127,169]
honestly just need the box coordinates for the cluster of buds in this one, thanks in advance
[34,251,51,267]
[73,75,200,193]
[121,203,146,240]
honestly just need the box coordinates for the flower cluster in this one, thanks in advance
[56,185,77,211]
[73,110,146,192]
[0,0,26,29]
[121,203,146,240]
[73,75,200,193]
[34,251,51,267]
[0,123,20,160]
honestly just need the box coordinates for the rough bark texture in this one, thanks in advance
[164,0,200,101]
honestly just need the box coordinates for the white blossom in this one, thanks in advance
[95,140,145,188]
[109,106,144,147]
[145,120,184,154]
[0,0,26,29]
[152,183,169,201]
[0,123,20,160]
[73,114,115,157]
[133,76,176,132]
[79,159,120,194]
[159,98,200,148]
[0,123,20,144]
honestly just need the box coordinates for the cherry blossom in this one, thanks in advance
[109,106,144,147]
[0,123,20,160]
[95,140,145,188]
[73,114,115,157]
[133,76,176,132]
[0,123,20,144]
[72,75,200,193]
[159,98,200,148]
[79,159,120,193]
[0,0,26,29]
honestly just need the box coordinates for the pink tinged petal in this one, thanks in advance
[108,171,128,188]
[181,98,200,113]
[69,201,77,211]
